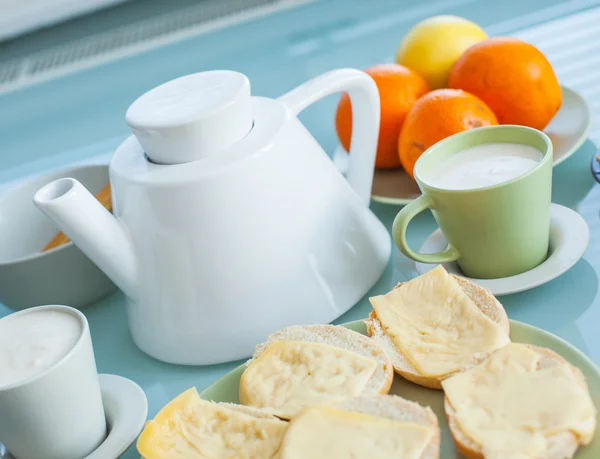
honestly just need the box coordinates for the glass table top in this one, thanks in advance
[0,0,599,457]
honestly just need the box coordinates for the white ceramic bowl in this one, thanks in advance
[0,165,116,310]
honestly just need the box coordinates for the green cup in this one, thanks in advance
[392,125,552,279]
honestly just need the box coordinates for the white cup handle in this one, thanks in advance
[277,68,380,206]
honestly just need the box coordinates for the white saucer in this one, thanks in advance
[333,86,591,205]
[0,374,147,459]
[86,374,148,459]
[415,204,589,296]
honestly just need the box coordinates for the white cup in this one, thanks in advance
[0,305,107,459]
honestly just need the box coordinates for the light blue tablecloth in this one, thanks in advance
[1,1,599,457]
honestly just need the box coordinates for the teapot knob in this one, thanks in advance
[125,70,252,165]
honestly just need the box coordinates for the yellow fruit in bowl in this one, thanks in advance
[396,15,487,89]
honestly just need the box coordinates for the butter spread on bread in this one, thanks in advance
[369,265,510,378]
[443,343,597,458]
[279,406,434,459]
[137,388,287,459]
[240,340,377,419]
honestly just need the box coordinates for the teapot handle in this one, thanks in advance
[277,69,380,206]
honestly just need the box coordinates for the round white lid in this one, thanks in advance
[125,70,253,164]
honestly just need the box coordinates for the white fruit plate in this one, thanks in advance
[333,86,591,205]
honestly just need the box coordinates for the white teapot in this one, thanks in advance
[34,69,391,365]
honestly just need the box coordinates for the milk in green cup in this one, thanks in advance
[393,125,552,279]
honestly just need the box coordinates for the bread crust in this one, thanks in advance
[220,402,289,421]
[366,274,510,389]
[240,324,394,419]
[444,344,588,459]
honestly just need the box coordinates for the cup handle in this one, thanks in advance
[392,194,460,264]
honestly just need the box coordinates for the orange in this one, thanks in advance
[335,64,430,169]
[448,37,561,130]
[398,89,498,178]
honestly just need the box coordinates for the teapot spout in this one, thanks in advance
[34,178,137,300]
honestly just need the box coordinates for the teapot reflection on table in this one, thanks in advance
[34,69,391,365]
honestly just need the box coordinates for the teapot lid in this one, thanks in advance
[125,70,252,165]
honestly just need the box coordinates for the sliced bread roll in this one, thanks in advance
[367,265,510,389]
[278,395,440,459]
[239,324,393,419]
[137,388,288,459]
[443,343,597,459]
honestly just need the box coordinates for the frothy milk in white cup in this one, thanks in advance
[0,305,106,459]
[0,309,81,388]
[423,143,542,190]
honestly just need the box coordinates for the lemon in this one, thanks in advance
[396,15,487,89]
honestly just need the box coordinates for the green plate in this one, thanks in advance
[201,319,600,458]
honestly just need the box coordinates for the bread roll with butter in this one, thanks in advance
[137,387,287,459]
[443,343,597,458]
[278,395,440,459]
[367,265,510,389]
[239,324,393,419]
